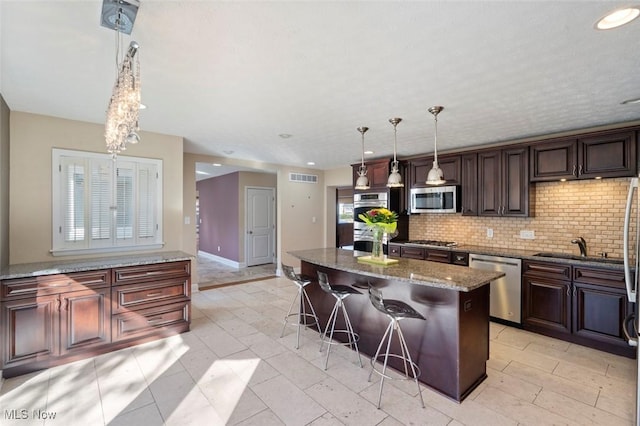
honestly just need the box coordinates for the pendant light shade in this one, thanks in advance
[355,126,370,190]
[426,106,446,185]
[387,117,404,188]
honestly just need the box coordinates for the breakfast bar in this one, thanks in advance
[290,248,504,402]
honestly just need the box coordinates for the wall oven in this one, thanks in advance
[353,192,388,253]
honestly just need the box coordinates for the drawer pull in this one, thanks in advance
[49,282,73,287]
[147,316,165,324]
[146,292,163,297]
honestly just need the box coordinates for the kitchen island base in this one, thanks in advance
[301,262,490,403]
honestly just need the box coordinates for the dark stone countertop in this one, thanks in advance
[0,251,194,280]
[289,248,504,292]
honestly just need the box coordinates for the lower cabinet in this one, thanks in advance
[1,259,191,377]
[522,260,632,357]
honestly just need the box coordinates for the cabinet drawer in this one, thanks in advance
[1,270,110,301]
[451,252,469,266]
[425,249,451,264]
[388,244,401,257]
[523,261,571,280]
[401,246,425,260]
[573,266,626,289]
[112,261,190,286]
[112,301,190,342]
[112,279,190,313]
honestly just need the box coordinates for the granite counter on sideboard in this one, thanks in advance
[289,248,504,402]
[0,251,193,378]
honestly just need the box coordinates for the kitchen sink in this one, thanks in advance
[533,252,624,265]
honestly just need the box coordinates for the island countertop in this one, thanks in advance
[289,248,504,292]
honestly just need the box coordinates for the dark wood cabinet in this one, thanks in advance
[388,243,401,257]
[460,153,478,216]
[408,155,461,188]
[425,249,451,263]
[60,288,110,356]
[530,130,637,181]
[523,260,633,357]
[1,259,191,378]
[352,158,391,190]
[451,251,469,266]
[400,246,425,260]
[478,147,529,217]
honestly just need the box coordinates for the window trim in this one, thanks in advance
[51,148,164,256]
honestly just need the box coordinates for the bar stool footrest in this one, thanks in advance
[370,353,421,381]
[321,329,360,347]
[283,312,319,328]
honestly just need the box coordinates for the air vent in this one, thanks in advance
[289,173,318,184]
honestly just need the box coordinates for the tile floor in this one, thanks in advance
[196,252,276,289]
[0,276,637,425]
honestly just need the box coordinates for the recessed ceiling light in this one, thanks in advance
[212,163,222,167]
[196,171,209,175]
[279,133,292,139]
[139,103,147,110]
[621,97,640,105]
[595,7,640,29]
[306,161,315,166]
[364,150,374,155]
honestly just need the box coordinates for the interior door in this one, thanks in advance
[246,187,275,266]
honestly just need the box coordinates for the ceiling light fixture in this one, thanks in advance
[102,0,141,156]
[364,150,374,155]
[426,106,446,185]
[595,7,640,29]
[355,126,370,190]
[387,117,404,188]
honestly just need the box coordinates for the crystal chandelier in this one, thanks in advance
[103,1,141,156]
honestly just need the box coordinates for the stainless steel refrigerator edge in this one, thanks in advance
[623,176,640,426]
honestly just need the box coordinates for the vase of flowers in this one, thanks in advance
[358,208,398,260]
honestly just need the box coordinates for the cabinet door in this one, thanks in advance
[529,138,577,182]
[2,294,59,367]
[60,288,110,355]
[522,275,571,335]
[409,155,460,188]
[388,243,401,258]
[352,159,390,190]
[478,150,501,216]
[400,246,425,260]
[502,147,529,217]
[572,282,630,347]
[578,131,637,179]
[460,153,478,216]
[408,157,431,188]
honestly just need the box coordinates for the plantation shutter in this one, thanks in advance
[116,161,135,242]
[137,163,157,241]
[60,156,87,245]
[90,159,113,244]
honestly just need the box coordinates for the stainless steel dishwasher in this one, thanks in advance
[469,253,522,324]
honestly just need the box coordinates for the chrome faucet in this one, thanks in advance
[571,237,587,257]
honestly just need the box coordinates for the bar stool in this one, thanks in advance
[280,264,321,349]
[317,271,363,370]
[367,284,425,409]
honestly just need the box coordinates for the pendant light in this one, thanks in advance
[426,106,446,185]
[386,118,404,188]
[355,126,370,190]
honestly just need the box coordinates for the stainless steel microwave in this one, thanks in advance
[410,186,460,213]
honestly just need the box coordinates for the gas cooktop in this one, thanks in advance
[405,240,458,248]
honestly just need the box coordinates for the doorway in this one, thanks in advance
[246,187,276,266]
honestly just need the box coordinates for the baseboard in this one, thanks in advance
[198,250,246,268]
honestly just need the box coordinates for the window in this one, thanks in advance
[52,149,163,255]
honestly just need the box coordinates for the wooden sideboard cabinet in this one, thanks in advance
[1,259,191,378]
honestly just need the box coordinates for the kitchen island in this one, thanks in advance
[290,248,504,402]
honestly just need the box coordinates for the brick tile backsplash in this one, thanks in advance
[408,177,635,258]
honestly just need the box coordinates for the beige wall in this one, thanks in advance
[323,166,352,248]
[410,177,630,258]
[0,95,9,268]
[9,112,184,264]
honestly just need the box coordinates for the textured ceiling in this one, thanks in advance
[2,1,640,177]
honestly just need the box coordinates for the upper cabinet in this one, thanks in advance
[351,158,391,190]
[408,154,461,188]
[530,130,637,182]
[478,146,529,217]
[460,153,478,216]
